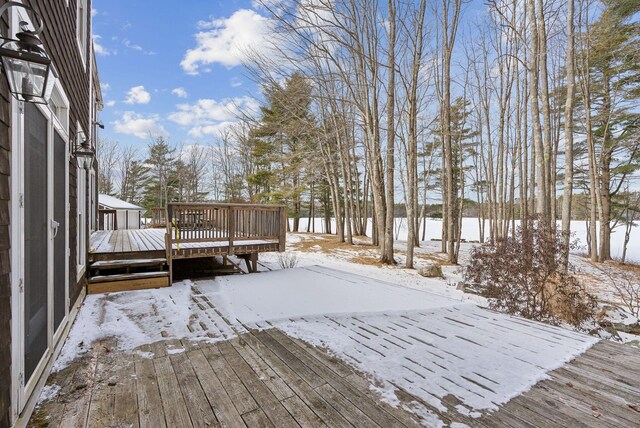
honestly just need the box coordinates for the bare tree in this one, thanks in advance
[97,137,120,195]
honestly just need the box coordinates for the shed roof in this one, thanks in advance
[99,194,146,211]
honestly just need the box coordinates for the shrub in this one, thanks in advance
[277,252,299,269]
[464,218,596,327]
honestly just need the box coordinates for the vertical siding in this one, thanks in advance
[27,0,92,305]
[0,10,11,426]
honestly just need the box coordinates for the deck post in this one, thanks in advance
[279,206,287,252]
[166,204,173,285]
[228,206,235,256]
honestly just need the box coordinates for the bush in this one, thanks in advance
[277,252,299,269]
[464,218,596,327]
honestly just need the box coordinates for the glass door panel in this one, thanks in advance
[53,131,66,331]
[24,103,49,380]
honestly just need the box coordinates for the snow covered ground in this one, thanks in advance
[293,217,640,261]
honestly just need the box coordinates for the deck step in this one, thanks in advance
[89,271,169,284]
[87,271,169,294]
[90,258,167,270]
[87,272,170,294]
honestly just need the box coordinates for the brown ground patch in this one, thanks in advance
[607,259,640,277]
[289,233,377,253]
[289,233,454,267]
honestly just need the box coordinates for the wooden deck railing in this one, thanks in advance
[167,203,286,250]
[164,203,286,281]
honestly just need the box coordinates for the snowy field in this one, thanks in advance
[293,217,640,261]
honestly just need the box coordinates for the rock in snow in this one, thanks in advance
[418,262,443,278]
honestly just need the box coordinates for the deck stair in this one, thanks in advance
[87,257,169,294]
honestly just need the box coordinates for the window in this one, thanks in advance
[76,0,88,65]
[49,86,69,130]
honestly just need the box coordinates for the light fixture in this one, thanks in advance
[73,138,94,169]
[0,1,53,104]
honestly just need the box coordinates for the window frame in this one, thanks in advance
[76,0,88,68]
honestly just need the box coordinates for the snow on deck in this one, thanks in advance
[206,266,599,415]
[54,265,600,423]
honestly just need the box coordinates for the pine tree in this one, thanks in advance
[249,73,316,230]
[143,137,178,209]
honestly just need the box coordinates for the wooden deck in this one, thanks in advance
[30,267,640,427]
[90,229,167,261]
[29,331,640,428]
[90,229,281,264]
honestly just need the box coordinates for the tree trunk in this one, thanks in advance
[382,0,396,264]
[561,0,575,270]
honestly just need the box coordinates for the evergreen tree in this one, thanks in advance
[577,0,640,260]
[249,73,317,230]
[143,137,178,209]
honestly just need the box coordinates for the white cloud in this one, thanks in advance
[168,96,259,138]
[181,9,274,73]
[230,77,243,88]
[105,100,116,107]
[168,96,259,126]
[100,82,111,92]
[125,85,151,104]
[122,39,156,55]
[113,112,168,139]
[93,35,112,56]
[188,121,236,137]
[171,87,188,98]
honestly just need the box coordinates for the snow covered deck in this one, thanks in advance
[89,229,281,261]
[90,228,167,259]
[33,266,640,427]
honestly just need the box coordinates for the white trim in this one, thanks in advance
[10,88,23,427]
[76,0,88,69]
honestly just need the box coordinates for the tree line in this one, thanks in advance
[97,137,209,209]
[99,0,640,268]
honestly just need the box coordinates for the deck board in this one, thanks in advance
[30,332,640,428]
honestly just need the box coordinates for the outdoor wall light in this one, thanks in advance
[0,1,53,104]
[73,139,95,169]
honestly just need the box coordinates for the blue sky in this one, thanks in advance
[93,0,265,150]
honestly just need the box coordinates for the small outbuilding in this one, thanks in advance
[98,194,146,230]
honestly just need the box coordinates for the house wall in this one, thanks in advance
[0,12,12,427]
[0,1,93,425]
